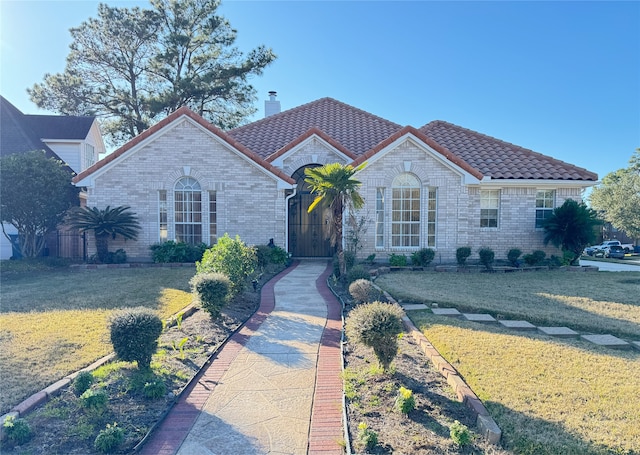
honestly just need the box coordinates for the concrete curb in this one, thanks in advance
[379,289,502,445]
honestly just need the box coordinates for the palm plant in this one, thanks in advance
[67,206,141,263]
[542,199,601,265]
[305,162,366,277]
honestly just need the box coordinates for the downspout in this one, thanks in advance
[284,185,298,254]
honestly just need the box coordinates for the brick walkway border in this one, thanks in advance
[307,264,345,454]
[139,262,300,455]
[140,260,346,455]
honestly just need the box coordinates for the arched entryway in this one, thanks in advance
[288,166,334,257]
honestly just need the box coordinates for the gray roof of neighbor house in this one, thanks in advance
[228,97,597,181]
[0,96,60,160]
[25,115,96,141]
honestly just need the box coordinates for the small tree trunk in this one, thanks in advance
[95,233,109,263]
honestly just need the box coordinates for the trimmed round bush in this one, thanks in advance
[507,248,522,267]
[190,272,231,320]
[349,279,382,304]
[109,307,163,370]
[411,248,435,267]
[456,247,472,266]
[478,247,495,270]
[523,250,546,266]
[345,301,404,371]
[346,265,370,284]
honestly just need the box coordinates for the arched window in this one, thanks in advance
[174,177,202,244]
[392,173,420,247]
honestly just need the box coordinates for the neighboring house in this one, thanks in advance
[0,96,106,259]
[73,95,598,263]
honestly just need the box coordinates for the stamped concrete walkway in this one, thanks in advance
[140,260,343,455]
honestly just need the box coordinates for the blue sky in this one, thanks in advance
[1,1,638,182]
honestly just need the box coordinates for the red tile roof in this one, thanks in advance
[74,98,597,184]
[419,120,598,181]
[228,97,403,160]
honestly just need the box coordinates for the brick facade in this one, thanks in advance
[85,119,288,261]
[80,112,591,264]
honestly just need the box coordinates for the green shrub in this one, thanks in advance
[80,389,108,414]
[73,371,94,396]
[2,415,31,445]
[411,248,435,267]
[478,247,495,270]
[196,234,257,295]
[190,272,231,320]
[255,244,289,267]
[507,248,522,267]
[109,307,163,370]
[389,253,407,267]
[269,246,289,265]
[346,265,370,284]
[332,251,356,279]
[143,379,167,399]
[456,247,472,266]
[523,250,546,266]
[357,421,378,451]
[345,301,404,371]
[94,423,124,453]
[349,279,383,304]
[450,420,472,446]
[394,386,416,415]
[150,241,207,263]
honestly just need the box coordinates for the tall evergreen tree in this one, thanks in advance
[589,150,640,241]
[29,0,276,146]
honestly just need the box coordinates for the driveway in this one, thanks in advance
[579,259,640,272]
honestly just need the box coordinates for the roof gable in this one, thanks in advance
[351,125,484,181]
[228,97,403,159]
[73,107,295,185]
[419,120,598,181]
[25,115,95,141]
[0,96,68,165]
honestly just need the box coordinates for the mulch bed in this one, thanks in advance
[0,270,272,455]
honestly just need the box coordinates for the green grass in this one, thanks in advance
[376,270,640,454]
[0,266,195,414]
[376,270,640,338]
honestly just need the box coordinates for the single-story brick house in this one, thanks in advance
[73,95,598,263]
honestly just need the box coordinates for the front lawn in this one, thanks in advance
[376,270,640,339]
[377,271,640,455]
[0,266,195,414]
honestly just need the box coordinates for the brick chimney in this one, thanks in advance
[265,91,281,117]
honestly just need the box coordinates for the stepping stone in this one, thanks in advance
[462,313,497,323]
[538,326,579,337]
[581,334,631,350]
[499,320,537,330]
[402,303,428,311]
[632,341,640,351]
[431,308,462,317]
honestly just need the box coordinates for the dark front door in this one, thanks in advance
[288,167,333,257]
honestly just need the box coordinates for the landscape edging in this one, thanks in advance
[379,288,503,445]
